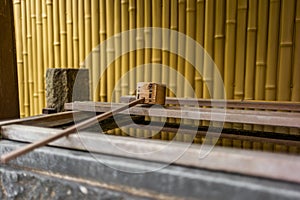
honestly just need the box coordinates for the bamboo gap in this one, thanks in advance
[234,0,247,100]
[254,0,268,132]
[144,0,152,82]
[169,0,178,97]
[85,0,92,99]
[106,0,115,102]
[42,0,48,109]
[244,0,258,132]
[121,0,129,96]
[292,0,300,102]
[213,0,225,99]
[224,0,237,100]
[114,0,121,102]
[72,0,79,68]
[277,0,295,101]
[203,0,214,99]
[53,0,60,69]
[46,0,54,69]
[91,0,99,101]
[59,0,67,68]
[265,0,280,103]
[30,0,38,115]
[26,0,34,116]
[67,0,73,68]
[36,0,45,113]
[176,0,186,98]
[99,0,107,101]
[136,0,144,84]
[78,0,85,68]
[14,0,24,118]
[21,0,29,117]
[129,0,136,95]
[195,0,205,99]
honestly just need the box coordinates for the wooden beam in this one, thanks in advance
[2,124,300,184]
[0,0,19,120]
[121,96,300,111]
[65,101,300,128]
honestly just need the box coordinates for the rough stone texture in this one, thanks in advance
[1,140,300,200]
[46,69,89,112]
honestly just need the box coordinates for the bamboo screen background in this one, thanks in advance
[13,0,300,117]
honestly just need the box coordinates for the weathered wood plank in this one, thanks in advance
[65,101,300,128]
[121,96,300,111]
[2,124,300,184]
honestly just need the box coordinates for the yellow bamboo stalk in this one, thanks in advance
[114,0,121,102]
[121,0,129,96]
[46,0,54,69]
[36,0,45,113]
[144,0,152,82]
[161,0,170,141]
[184,0,195,98]
[277,0,295,101]
[26,0,34,116]
[21,0,29,117]
[53,0,60,68]
[176,0,186,98]
[234,0,247,100]
[254,0,268,101]
[106,0,115,102]
[14,0,24,118]
[292,0,300,102]
[203,0,214,99]
[67,0,73,68]
[223,0,236,143]
[224,0,236,100]
[85,0,92,99]
[244,0,258,131]
[254,0,268,132]
[213,0,225,99]
[162,0,170,87]
[42,0,48,109]
[265,0,280,101]
[244,0,257,101]
[129,0,136,95]
[91,0,99,101]
[31,0,38,115]
[100,0,107,101]
[78,0,85,68]
[59,0,67,68]
[169,0,178,97]
[195,0,204,99]
[136,0,144,83]
[72,0,79,68]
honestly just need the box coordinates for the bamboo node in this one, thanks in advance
[195,76,203,81]
[214,34,225,39]
[226,19,236,24]
[265,85,276,90]
[13,0,21,5]
[129,6,136,11]
[107,48,115,53]
[84,15,91,19]
[73,37,79,41]
[280,42,293,47]
[22,51,28,56]
[170,25,178,30]
[31,14,36,18]
[151,58,162,63]
[237,6,247,10]
[296,18,300,23]
[27,34,32,39]
[186,8,196,12]
[36,21,42,25]
[42,14,47,19]
[53,41,60,46]
[256,61,266,67]
[247,27,257,32]
[197,0,205,3]
[179,0,186,4]
[121,0,129,5]
[67,20,73,24]
[46,0,53,5]
[99,30,107,35]
[60,31,67,35]
[17,60,23,64]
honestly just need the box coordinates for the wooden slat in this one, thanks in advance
[2,124,300,184]
[120,96,300,111]
[65,101,300,128]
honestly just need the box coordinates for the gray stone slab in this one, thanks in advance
[46,69,89,112]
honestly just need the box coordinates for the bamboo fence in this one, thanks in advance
[12,0,300,143]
